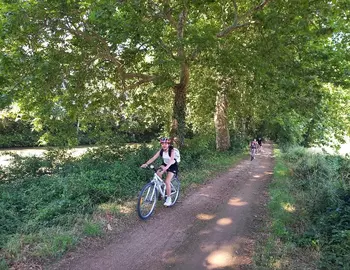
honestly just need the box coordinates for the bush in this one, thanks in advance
[279,146,350,268]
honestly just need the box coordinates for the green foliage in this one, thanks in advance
[181,133,216,168]
[1,0,349,148]
[4,229,77,259]
[83,221,103,237]
[0,135,245,266]
[229,131,248,152]
[267,113,305,146]
[0,114,39,148]
[0,258,8,270]
[256,146,350,269]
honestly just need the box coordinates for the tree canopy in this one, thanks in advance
[0,0,349,148]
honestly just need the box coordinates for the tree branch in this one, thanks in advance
[124,76,157,90]
[162,0,177,29]
[216,0,270,38]
[123,73,155,80]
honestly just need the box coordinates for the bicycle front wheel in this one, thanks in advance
[250,149,255,160]
[137,182,157,220]
[169,177,180,206]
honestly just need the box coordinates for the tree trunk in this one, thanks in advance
[215,89,231,151]
[170,62,189,148]
[169,7,189,148]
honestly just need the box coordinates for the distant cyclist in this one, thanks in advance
[250,139,258,160]
[141,137,178,206]
[257,137,263,151]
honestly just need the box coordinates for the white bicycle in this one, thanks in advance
[137,165,180,220]
[250,147,257,161]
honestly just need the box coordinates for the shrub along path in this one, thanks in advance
[51,144,274,270]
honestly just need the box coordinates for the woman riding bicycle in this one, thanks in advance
[250,139,258,160]
[141,137,178,206]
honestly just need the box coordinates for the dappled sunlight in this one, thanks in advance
[198,192,214,198]
[282,202,295,212]
[275,169,287,176]
[309,137,350,156]
[98,202,134,214]
[205,244,236,269]
[161,250,178,264]
[197,213,216,221]
[265,171,273,175]
[0,154,13,167]
[0,146,95,167]
[206,250,235,269]
[216,218,232,226]
[198,229,212,236]
[99,203,118,212]
[253,174,261,178]
[273,259,282,268]
[118,204,134,214]
[228,197,248,206]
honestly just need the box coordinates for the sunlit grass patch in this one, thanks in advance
[4,228,78,261]
[98,201,134,215]
[282,203,295,213]
[273,162,289,177]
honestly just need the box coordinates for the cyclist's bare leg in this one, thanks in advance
[165,171,174,197]
[157,165,165,178]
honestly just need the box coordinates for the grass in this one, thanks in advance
[4,228,78,262]
[82,220,103,237]
[180,152,246,191]
[254,145,350,270]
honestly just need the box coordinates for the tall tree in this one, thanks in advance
[1,0,348,148]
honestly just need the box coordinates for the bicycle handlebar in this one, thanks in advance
[142,164,160,172]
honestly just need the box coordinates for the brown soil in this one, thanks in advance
[49,143,274,270]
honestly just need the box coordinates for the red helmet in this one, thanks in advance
[159,137,170,143]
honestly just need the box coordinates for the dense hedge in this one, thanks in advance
[281,147,350,269]
[0,117,40,147]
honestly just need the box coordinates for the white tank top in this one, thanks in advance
[162,149,175,165]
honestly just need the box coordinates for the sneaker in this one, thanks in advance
[164,197,172,207]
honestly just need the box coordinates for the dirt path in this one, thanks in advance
[51,143,274,270]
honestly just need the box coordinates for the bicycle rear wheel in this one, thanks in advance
[250,148,255,160]
[169,177,180,206]
[137,182,157,220]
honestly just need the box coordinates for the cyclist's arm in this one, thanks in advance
[141,151,160,168]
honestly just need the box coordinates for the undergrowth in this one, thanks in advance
[0,134,246,269]
[254,146,350,270]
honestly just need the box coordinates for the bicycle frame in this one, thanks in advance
[150,171,178,196]
[150,172,166,198]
